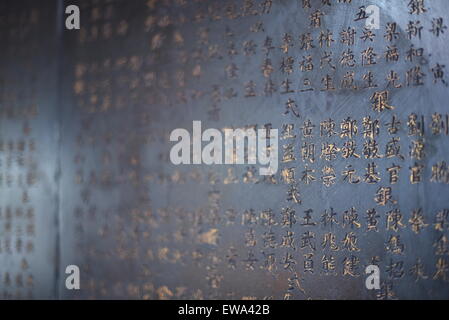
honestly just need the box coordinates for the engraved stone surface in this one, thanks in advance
[1,0,449,299]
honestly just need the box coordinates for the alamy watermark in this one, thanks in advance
[364,5,380,30]
[63,4,380,30]
[170,121,278,176]
[65,265,80,290]
[365,265,380,290]
[65,5,80,30]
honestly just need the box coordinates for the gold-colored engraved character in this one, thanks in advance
[384,22,399,42]
[385,137,404,160]
[386,208,405,231]
[304,253,314,273]
[341,141,360,159]
[321,255,337,275]
[301,209,316,226]
[243,250,259,271]
[301,166,316,184]
[320,52,336,70]
[430,18,447,37]
[319,29,334,48]
[406,66,425,86]
[341,71,357,89]
[340,48,356,67]
[340,27,356,46]
[408,0,427,15]
[261,252,277,273]
[281,79,294,94]
[406,20,423,39]
[280,33,293,54]
[365,162,381,184]
[361,47,377,65]
[410,139,425,160]
[385,45,399,62]
[342,232,360,252]
[407,113,425,136]
[299,78,314,92]
[320,142,339,161]
[280,56,294,74]
[262,230,277,249]
[433,258,449,281]
[321,166,336,187]
[299,33,314,50]
[281,230,296,250]
[299,55,314,72]
[409,259,428,282]
[281,252,297,271]
[409,208,428,234]
[386,70,402,88]
[242,209,258,226]
[261,59,274,78]
[410,163,424,184]
[281,167,296,184]
[245,228,257,247]
[299,120,313,139]
[287,184,301,204]
[310,10,324,28]
[281,124,296,140]
[301,142,315,163]
[261,0,273,14]
[300,231,316,251]
[363,116,380,139]
[363,139,382,159]
[405,45,423,62]
[342,165,361,184]
[320,118,336,137]
[263,36,275,55]
[260,209,277,227]
[340,117,358,139]
[386,115,401,135]
[431,64,446,84]
[321,208,339,228]
[342,255,360,277]
[284,98,300,117]
[363,71,378,88]
[244,81,257,97]
[361,27,376,42]
[343,207,361,229]
[374,187,396,206]
[281,207,297,228]
[386,259,404,279]
[434,209,449,231]
[322,233,339,251]
[371,90,394,112]
[430,161,449,183]
[434,235,449,256]
[302,0,311,9]
[430,113,445,135]
[386,235,405,254]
